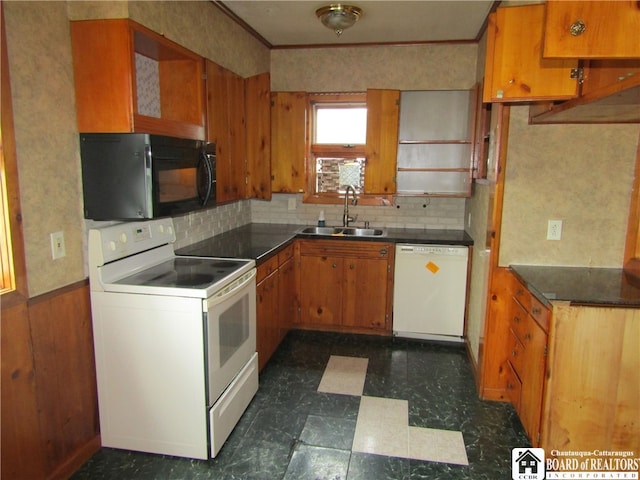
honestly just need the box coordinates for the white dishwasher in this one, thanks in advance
[393,244,469,342]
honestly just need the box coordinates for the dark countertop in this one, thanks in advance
[176,223,474,264]
[510,264,640,308]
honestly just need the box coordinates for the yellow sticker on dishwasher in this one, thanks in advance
[426,261,440,274]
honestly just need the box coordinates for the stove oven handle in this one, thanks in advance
[207,269,256,308]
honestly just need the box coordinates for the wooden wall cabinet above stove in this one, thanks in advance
[70,19,205,140]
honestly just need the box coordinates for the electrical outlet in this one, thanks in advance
[50,231,66,259]
[547,220,562,241]
[287,197,296,210]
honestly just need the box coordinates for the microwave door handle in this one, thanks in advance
[207,269,256,308]
[197,152,214,206]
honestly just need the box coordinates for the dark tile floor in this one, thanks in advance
[72,330,530,479]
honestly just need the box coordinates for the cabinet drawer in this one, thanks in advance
[508,329,525,376]
[530,295,550,332]
[512,281,531,313]
[277,243,294,265]
[510,299,530,344]
[505,361,522,410]
[299,239,391,259]
[257,255,279,283]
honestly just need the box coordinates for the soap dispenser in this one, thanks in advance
[318,210,325,227]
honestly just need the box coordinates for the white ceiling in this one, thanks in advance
[217,1,498,48]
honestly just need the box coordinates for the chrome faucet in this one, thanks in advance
[342,185,358,227]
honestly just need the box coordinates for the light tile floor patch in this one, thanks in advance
[318,355,469,466]
[317,355,368,396]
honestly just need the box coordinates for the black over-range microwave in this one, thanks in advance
[80,133,216,220]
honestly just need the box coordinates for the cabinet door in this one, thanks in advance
[257,270,279,370]
[245,72,272,200]
[278,256,297,342]
[519,316,547,445]
[299,255,343,326]
[483,5,578,103]
[271,92,307,193]
[364,89,400,195]
[206,61,245,204]
[342,256,389,329]
[544,1,640,59]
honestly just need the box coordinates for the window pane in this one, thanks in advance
[315,157,365,193]
[315,108,367,144]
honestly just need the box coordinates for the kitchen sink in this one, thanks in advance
[341,228,385,236]
[300,226,343,235]
[299,226,385,237]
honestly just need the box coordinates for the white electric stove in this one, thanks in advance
[88,218,258,459]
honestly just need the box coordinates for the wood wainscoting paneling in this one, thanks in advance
[1,280,100,480]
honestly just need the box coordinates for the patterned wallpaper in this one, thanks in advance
[271,43,478,92]
[135,53,161,118]
[499,107,640,267]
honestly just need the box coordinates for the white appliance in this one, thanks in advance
[88,218,258,460]
[393,244,469,342]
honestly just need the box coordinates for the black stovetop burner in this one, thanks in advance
[115,257,251,289]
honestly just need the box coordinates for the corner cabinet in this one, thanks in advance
[483,4,578,103]
[256,243,296,370]
[543,0,640,59]
[206,60,245,203]
[297,240,394,334]
[245,72,272,200]
[70,19,205,139]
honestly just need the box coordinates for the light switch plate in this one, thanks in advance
[50,231,66,259]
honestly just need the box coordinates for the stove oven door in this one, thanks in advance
[205,268,257,405]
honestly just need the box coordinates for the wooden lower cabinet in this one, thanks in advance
[256,243,296,370]
[498,269,640,453]
[541,304,640,453]
[297,239,393,334]
[507,280,548,446]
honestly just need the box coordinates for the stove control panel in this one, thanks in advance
[89,218,176,265]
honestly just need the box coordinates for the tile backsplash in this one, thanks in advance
[251,194,465,230]
[173,200,252,249]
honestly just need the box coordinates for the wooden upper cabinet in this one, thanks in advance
[271,92,307,194]
[543,1,640,59]
[364,89,400,195]
[245,72,272,200]
[483,4,578,103]
[70,19,205,139]
[206,60,245,204]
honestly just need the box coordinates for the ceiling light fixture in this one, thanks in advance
[315,4,363,37]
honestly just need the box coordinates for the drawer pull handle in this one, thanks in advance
[514,316,520,323]
[332,263,338,269]
[512,350,517,357]
[380,249,387,256]
[524,333,532,340]
[532,307,541,315]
